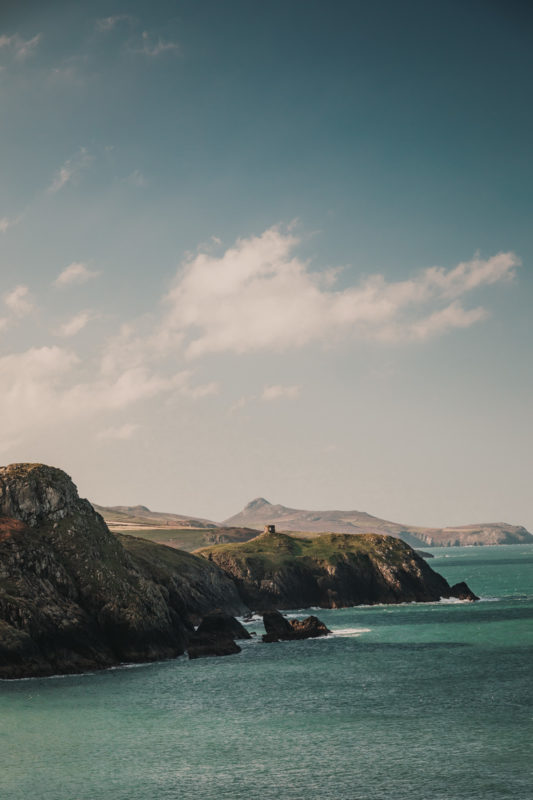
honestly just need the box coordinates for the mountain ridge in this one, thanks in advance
[223,498,533,547]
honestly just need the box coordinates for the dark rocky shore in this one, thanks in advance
[0,463,477,679]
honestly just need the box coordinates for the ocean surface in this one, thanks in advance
[1,544,532,800]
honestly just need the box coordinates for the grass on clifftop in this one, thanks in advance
[117,532,216,573]
[196,530,416,567]
[117,528,213,550]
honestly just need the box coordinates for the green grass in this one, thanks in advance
[117,528,224,552]
[196,530,415,568]
[116,532,213,572]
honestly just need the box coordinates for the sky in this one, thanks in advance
[0,0,532,528]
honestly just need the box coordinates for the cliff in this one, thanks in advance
[196,530,477,610]
[0,464,247,679]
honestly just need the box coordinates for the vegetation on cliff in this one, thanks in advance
[196,530,478,610]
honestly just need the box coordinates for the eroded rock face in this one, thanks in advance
[0,464,248,678]
[262,610,331,642]
[0,464,83,527]
[196,612,251,640]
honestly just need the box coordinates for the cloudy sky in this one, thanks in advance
[1,0,532,527]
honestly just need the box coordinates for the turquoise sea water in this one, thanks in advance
[1,544,532,800]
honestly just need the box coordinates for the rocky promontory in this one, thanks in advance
[0,464,479,679]
[197,529,478,610]
[0,464,247,679]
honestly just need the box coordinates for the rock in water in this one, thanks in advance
[186,611,250,659]
[187,634,241,659]
[447,582,479,601]
[262,610,295,640]
[262,610,331,642]
[186,631,242,659]
[196,611,251,640]
[290,615,331,638]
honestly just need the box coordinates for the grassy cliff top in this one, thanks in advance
[196,530,417,567]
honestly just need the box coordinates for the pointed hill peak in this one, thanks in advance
[244,497,272,510]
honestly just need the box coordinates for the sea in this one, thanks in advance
[1,544,532,800]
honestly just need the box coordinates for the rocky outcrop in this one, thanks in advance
[0,463,84,527]
[186,612,250,659]
[187,632,241,660]
[262,610,330,642]
[196,611,251,640]
[117,534,248,623]
[0,464,248,679]
[197,530,478,611]
[447,582,479,601]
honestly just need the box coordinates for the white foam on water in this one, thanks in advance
[331,627,371,638]
[438,596,470,604]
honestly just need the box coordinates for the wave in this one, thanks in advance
[331,627,371,638]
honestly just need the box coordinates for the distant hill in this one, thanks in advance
[92,503,218,530]
[93,497,533,548]
[92,504,260,552]
[223,498,533,547]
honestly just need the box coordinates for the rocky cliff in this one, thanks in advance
[197,530,478,610]
[0,464,247,679]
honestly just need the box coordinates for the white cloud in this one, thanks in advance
[157,225,519,357]
[48,148,91,194]
[0,225,520,453]
[0,33,41,60]
[97,423,139,441]
[0,216,20,234]
[54,262,100,287]
[4,285,33,317]
[136,31,179,56]
[0,346,79,439]
[406,302,489,341]
[55,310,97,337]
[128,169,146,187]
[0,344,212,449]
[261,385,300,401]
[181,380,219,399]
[229,395,251,413]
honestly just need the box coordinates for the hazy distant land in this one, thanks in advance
[94,496,533,550]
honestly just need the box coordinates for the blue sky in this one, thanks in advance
[0,1,532,527]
